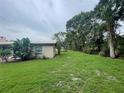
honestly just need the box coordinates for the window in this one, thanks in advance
[34,46,42,55]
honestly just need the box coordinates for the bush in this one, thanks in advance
[99,47,109,57]
[42,55,49,60]
[115,50,120,58]
[117,45,124,55]
[83,48,98,54]
[13,38,31,60]
[0,49,12,62]
[99,51,106,57]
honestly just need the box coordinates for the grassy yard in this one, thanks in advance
[0,51,124,93]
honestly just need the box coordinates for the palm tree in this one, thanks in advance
[94,0,124,58]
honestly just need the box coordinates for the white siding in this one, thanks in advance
[42,46,55,58]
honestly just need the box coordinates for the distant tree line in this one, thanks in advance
[55,0,124,58]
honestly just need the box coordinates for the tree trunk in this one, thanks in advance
[108,24,116,58]
[109,36,116,58]
[58,49,60,55]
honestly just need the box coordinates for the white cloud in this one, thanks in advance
[117,21,124,35]
[0,24,52,42]
[0,0,100,41]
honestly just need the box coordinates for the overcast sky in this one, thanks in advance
[1,0,119,42]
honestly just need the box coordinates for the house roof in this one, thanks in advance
[31,42,56,46]
[31,41,56,45]
[0,41,56,46]
[0,41,14,45]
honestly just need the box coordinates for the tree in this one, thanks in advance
[53,32,67,55]
[66,12,93,51]
[66,11,104,53]
[0,49,11,62]
[65,0,124,58]
[94,0,124,58]
[13,38,31,60]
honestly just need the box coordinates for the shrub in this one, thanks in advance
[0,49,11,62]
[13,38,32,60]
[83,48,98,54]
[99,51,106,57]
[99,47,109,57]
[42,55,49,60]
[117,45,124,55]
[115,50,120,58]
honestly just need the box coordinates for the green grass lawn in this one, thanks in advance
[0,51,124,93]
